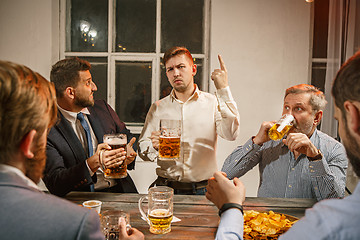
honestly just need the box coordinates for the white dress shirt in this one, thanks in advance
[138,85,240,182]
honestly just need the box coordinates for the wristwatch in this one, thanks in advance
[218,203,243,216]
[308,149,323,161]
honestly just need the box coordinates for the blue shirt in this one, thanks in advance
[216,183,360,240]
[222,129,348,200]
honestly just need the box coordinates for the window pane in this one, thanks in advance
[311,62,326,93]
[66,56,108,101]
[160,58,204,99]
[115,0,156,52]
[312,0,329,58]
[67,0,108,52]
[161,0,204,53]
[115,61,152,123]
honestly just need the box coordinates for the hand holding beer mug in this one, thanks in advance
[100,133,128,179]
[268,114,294,141]
[138,186,174,234]
[101,210,131,240]
[159,119,181,160]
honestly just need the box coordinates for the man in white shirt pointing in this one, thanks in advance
[138,46,240,194]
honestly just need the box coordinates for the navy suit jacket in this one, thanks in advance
[0,171,104,240]
[44,100,137,197]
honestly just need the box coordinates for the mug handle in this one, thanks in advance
[138,196,150,225]
[99,149,106,171]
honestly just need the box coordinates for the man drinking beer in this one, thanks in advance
[222,84,348,201]
[138,46,240,194]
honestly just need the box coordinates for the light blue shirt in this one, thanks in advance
[216,183,360,240]
[215,209,243,240]
[222,129,348,200]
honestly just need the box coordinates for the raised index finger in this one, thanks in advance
[218,55,227,72]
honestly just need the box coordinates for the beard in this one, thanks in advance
[24,133,47,184]
[173,84,187,93]
[74,93,95,108]
[343,122,360,177]
[291,118,315,136]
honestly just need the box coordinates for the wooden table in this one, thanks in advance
[65,192,317,239]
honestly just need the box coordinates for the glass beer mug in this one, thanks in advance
[158,119,181,161]
[138,186,174,234]
[268,114,294,141]
[100,133,128,179]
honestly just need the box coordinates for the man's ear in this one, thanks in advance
[344,101,360,136]
[19,130,37,159]
[65,87,75,100]
[192,64,197,77]
[314,110,323,126]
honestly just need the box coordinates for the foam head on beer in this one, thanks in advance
[105,137,127,149]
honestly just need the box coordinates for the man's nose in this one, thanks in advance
[91,81,97,91]
[173,68,180,77]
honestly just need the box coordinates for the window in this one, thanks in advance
[310,0,329,93]
[61,0,210,134]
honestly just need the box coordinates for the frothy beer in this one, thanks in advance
[148,209,173,234]
[159,136,180,159]
[268,114,294,141]
[103,136,127,179]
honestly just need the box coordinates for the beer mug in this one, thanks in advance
[101,133,127,179]
[268,114,295,141]
[101,210,131,240]
[159,119,181,160]
[138,186,174,234]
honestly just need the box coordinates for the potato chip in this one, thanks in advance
[243,210,298,239]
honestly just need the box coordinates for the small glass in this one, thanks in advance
[82,200,102,214]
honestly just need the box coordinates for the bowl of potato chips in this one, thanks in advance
[243,210,298,239]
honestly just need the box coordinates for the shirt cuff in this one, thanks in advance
[309,159,328,176]
[86,160,96,176]
[215,86,234,102]
[244,137,261,153]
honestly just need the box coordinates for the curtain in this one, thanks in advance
[321,0,343,138]
[321,0,359,194]
[321,0,357,137]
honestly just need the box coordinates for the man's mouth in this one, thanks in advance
[173,79,182,84]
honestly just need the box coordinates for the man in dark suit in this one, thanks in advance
[0,61,105,239]
[43,57,138,197]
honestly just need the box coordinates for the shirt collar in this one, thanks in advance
[0,163,40,190]
[170,84,200,103]
[58,104,90,124]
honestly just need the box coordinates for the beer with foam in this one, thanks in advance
[268,114,294,141]
[102,134,127,179]
[159,119,181,160]
[148,209,173,234]
[138,186,174,234]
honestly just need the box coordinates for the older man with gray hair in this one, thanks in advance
[222,84,348,201]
